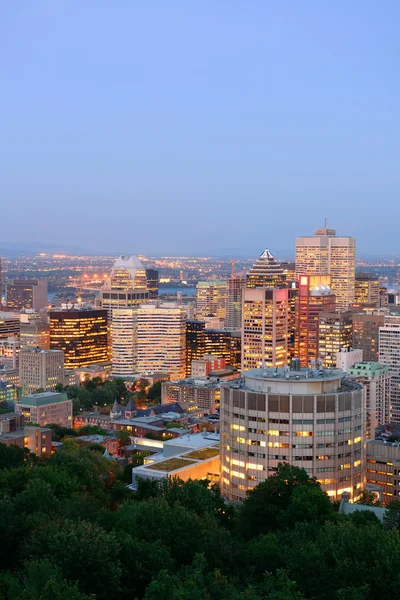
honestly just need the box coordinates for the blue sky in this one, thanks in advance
[1,1,399,256]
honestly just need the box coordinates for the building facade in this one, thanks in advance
[6,279,48,312]
[336,348,363,372]
[246,249,286,289]
[16,391,72,428]
[220,367,365,502]
[162,378,220,412]
[49,307,108,369]
[0,312,20,340]
[355,273,380,306]
[352,311,385,362]
[196,281,227,322]
[19,348,64,395]
[145,269,159,299]
[295,226,356,310]
[318,311,353,367]
[225,276,247,331]
[348,362,391,437]
[379,315,400,423]
[242,287,289,370]
[20,312,50,349]
[191,355,226,378]
[366,441,400,505]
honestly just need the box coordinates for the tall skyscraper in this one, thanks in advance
[225,276,247,331]
[6,279,48,312]
[145,269,159,299]
[185,320,206,376]
[111,308,137,376]
[19,348,64,395]
[220,366,365,502]
[242,287,289,370]
[196,281,227,323]
[318,311,353,367]
[354,273,380,306]
[50,306,108,369]
[136,302,186,380]
[352,310,385,362]
[295,226,356,310]
[348,362,391,436]
[246,249,286,289]
[101,256,149,320]
[379,315,400,423]
[295,274,336,367]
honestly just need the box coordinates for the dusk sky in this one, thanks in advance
[1,2,399,257]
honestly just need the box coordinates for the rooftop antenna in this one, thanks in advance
[230,258,235,277]
[324,217,327,229]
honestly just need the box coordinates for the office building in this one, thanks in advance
[348,362,391,437]
[379,315,400,423]
[336,348,363,372]
[220,366,365,502]
[296,226,356,309]
[186,320,206,375]
[355,273,380,307]
[0,380,18,405]
[225,276,247,331]
[204,329,241,371]
[6,278,48,312]
[295,274,336,367]
[101,256,149,320]
[145,269,159,299]
[242,287,289,370]
[191,355,226,378]
[20,312,50,349]
[162,378,220,412]
[0,312,20,340]
[318,311,353,367]
[246,249,286,289]
[136,303,186,380]
[19,348,64,395]
[196,281,227,322]
[49,306,108,369]
[0,337,19,369]
[111,308,137,376]
[16,391,72,427]
[352,310,385,362]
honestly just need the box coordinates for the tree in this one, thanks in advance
[0,443,25,470]
[147,381,162,402]
[116,429,131,450]
[355,490,381,506]
[384,500,400,529]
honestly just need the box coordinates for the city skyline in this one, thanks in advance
[2,2,400,255]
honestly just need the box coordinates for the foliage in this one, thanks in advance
[147,381,162,402]
[165,421,186,429]
[0,443,26,470]
[355,490,381,506]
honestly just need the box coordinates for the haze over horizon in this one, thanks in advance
[2,2,399,255]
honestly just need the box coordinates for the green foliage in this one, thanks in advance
[147,380,162,402]
[0,443,25,470]
[355,490,381,506]
[76,425,108,436]
[383,499,400,529]
[46,423,77,442]
[166,421,185,429]
[0,401,10,414]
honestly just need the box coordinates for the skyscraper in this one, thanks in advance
[379,315,400,423]
[20,312,50,349]
[246,249,286,289]
[111,308,137,376]
[136,302,186,380]
[101,256,149,320]
[295,226,356,310]
[196,281,227,322]
[318,311,353,367]
[295,274,336,367]
[49,307,108,369]
[348,362,391,436]
[185,320,206,376]
[242,287,289,370]
[145,269,159,299]
[354,273,380,306]
[6,279,48,312]
[225,276,247,331]
[352,310,385,362]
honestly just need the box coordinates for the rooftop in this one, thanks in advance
[348,362,390,376]
[242,366,345,383]
[19,392,69,407]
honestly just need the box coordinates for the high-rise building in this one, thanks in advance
[355,273,380,306]
[49,306,108,369]
[19,348,64,395]
[318,311,353,367]
[295,274,336,367]
[246,249,286,289]
[136,303,186,380]
[204,329,241,371]
[20,312,50,349]
[242,287,289,370]
[220,366,365,502]
[225,276,247,331]
[145,269,159,299]
[295,226,356,310]
[101,256,149,320]
[186,320,206,376]
[352,310,386,362]
[0,312,20,340]
[336,348,363,372]
[6,279,48,312]
[379,315,400,423]
[348,362,391,437]
[111,308,137,376]
[196,281,227,322]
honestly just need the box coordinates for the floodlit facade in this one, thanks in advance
[49,307,108,369]
[196,281,228,322]
[352,310,385,362]
[111,308,137,376]
[101,256,149,320]
[379,315,400,423]
[136,303,186,380]
[355,273,380,306]
[246,249,286,289]
[295,274,336,367]
[220,367,365,502]
[318,311,353,367]
[20,312,50,349]
[16,391,72,428]
[6,278,48,312]
[242,287,289,370]
[19,348,65,395]
[348,362,391,437]
[0,312,20,340]
[295,226,356,310]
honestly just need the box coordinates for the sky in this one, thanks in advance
[1,1,399,257]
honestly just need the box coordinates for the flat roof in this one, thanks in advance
[164,432,219,449]
[19,392,69,407]
[243,366,344,383]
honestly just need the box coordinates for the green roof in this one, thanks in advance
[19,392,69,407]
[348,362,390,377]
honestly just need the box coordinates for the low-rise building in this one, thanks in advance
[0,380,19,405]
[16,391,72,428]
[162,378,220,412]
[366,440,400,505]
[0,412,51,456]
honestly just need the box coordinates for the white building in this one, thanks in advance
[111,308,137,376]
[348,362,391,437]
[296,225,356,310]
[379,315,400,423]
[336,348,363,372]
